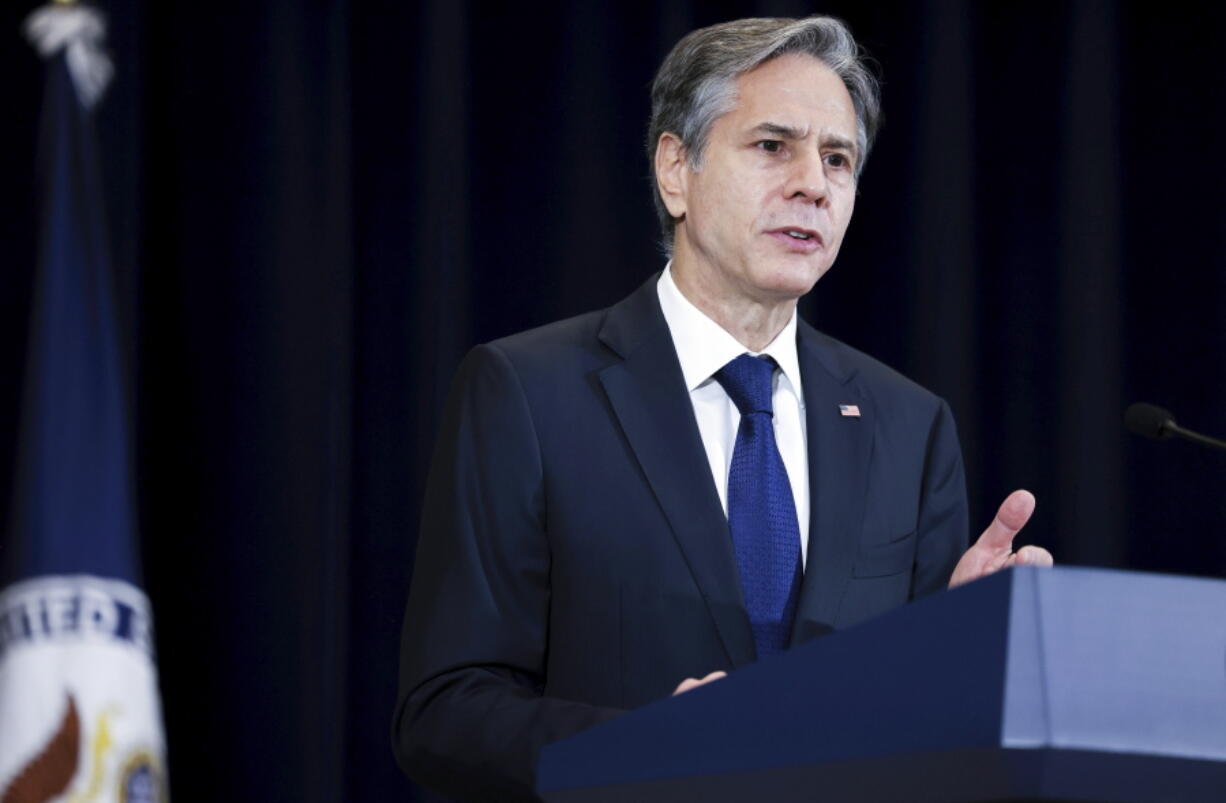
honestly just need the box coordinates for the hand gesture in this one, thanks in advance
[949,490,1052,588]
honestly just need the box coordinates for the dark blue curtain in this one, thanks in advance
[4,1,1226,800]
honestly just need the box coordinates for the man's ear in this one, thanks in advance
[654,132,689,220]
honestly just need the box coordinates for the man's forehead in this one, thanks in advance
[740,55,852,99]
[729,53,856,129]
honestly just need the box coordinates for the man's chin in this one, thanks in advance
[754,261,832,301]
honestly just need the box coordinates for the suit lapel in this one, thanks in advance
[791,323,874,641]
[597,278,756,669]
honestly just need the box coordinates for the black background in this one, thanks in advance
[3,1,1226,800]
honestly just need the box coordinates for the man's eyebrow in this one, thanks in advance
[750,123,859,157]
[821,135,857,154]
[751,122,806,139]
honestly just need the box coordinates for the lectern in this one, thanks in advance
[537,566,1226,802]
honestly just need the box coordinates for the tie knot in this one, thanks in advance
[714,354,776,416]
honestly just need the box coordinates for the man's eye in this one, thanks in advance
[825,153,850,169]
[757,140,783,153]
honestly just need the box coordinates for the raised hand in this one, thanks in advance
[949,489,1052,588]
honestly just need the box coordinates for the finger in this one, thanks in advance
[974,489,1036,553]
[1015,545,1054,568]
[672,671,727,696]
[979,551,1015,579]
[673,678,700,695]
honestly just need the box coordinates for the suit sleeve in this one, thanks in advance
[392,344,622,802]
[911,399,970,597]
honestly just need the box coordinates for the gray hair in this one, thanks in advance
[647,16,881,250]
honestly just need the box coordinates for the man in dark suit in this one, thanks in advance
[393,15,1051,802]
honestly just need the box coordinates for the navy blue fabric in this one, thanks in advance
[715,355,802,657]
[394,276,969,801]
[3,55,138,585]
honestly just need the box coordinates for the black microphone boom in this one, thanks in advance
[1124,403,1173,440]
[1124,402,1226,452]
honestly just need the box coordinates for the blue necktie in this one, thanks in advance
[714,354,802,658]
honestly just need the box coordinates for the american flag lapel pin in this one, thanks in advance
[839,404,861,418]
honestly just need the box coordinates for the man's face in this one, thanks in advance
[669,53,860,305]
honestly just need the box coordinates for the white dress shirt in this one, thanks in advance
[656,265,811,567]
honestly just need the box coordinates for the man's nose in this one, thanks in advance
[783,151,828,203]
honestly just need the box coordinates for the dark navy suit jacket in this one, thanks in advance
[392,275,968,801]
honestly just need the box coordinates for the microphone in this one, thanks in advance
[1124,403,1226,452]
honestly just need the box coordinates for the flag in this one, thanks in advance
[0,4,167,801]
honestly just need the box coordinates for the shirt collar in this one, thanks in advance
[656,263,804,399]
